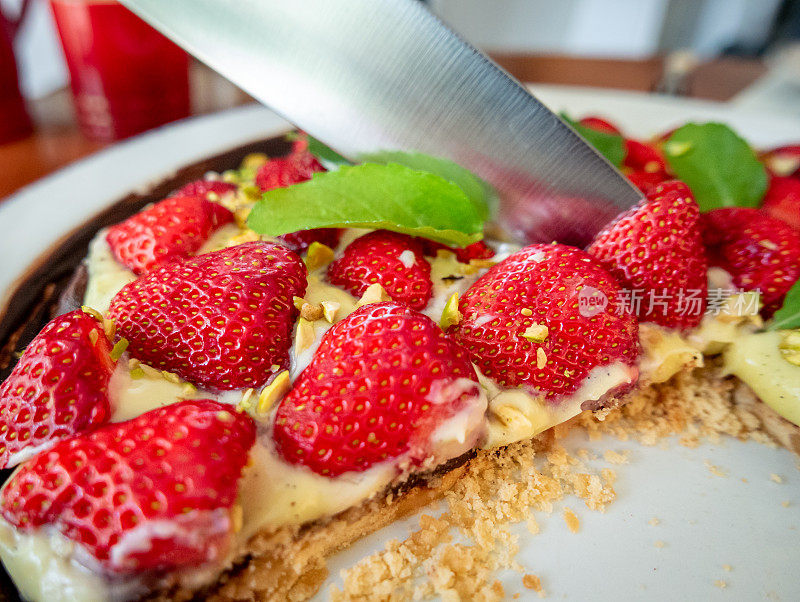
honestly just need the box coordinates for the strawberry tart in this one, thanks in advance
[0,120,798,601]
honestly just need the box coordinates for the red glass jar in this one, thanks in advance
[50,0,191,142]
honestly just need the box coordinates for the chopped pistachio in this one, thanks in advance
[237,388,255,413]
[300,302,324,321]
[226,229,260,247]
[469,258,497,269]
[110,338,128,361]
[257,371,291,414]
[522,323,549,343]
[321,300,341,323]
[181,383,197,397]
[356,283,391,307]
[102,318,117,340]
[241,153,269,171]
[295,318,316,353]
[161,370,181,385]
[240,183,262,201]
[536,348,547,369]
[129,367,145,380]
[80,305,104,322]
[780,330,800,366]
[293,296,306,311]
[440,292,463,330]
[304,242,336,272]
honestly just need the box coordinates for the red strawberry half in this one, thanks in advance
[255,150,324,192]
[623,139,668,175]
[451,244,639,401]
[578,116,622,136]
[701,208,800,316]
[0,310,114,469]
[1,400,255,574]
[274,302,484,477]
[328,230,433,310]
[278,228,343,254]
[421,240,495,263]
[108,242,307,390]
[762,175,800,232]
[106,195,234,275]
[175,179,237,199]
[587,180,708,330]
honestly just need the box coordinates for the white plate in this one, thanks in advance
[2,85,800,601]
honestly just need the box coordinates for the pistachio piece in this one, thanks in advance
[440,292,463,330]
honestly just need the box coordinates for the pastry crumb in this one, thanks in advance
[704,460,728,478]
[522,574,545,597]
[563,508,580,533]
[723,564,732,572]
[654,540,665,549]
[714,579,728,589]
[648,517,660,526]
[782,500,790,508]
[770,473,783,483]
[603,449,630,464]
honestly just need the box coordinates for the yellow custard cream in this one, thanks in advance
[4,218,796,601]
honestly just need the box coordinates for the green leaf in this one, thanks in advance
[560,113,626,167]
[769,280,800,331]
[247,163,484,247]
[306,137,351,167]
[359,150,493,221]
[663,123,768,211]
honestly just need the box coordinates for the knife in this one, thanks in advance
[119,0,642,246]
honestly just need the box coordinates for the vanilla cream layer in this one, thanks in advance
[723,331,800,426]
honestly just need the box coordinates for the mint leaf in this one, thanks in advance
[306,137,351,167]
[360,150,493,221]
[560,113,626,167]
[663,123,768,211]
[247,163,484,247]
[769,280,800,331]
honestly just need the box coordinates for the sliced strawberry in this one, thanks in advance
[587,181,708,329]
[255,150,324,192]
[106,195,234,275]
[174,179,237,199]
[624,139,668,175]
[328,230,433,310]
[626,170,669,195]
[578,116,622,136]
[1,400,255,574]
[108,242,307,390]
[701,208,800,316]
[0,310,114,469]
[760,145,800,179]
[420,240,495,263]
[451,244,639,401]
[278,228,343,254]
[762,175,800,232]
[274,302,482,477]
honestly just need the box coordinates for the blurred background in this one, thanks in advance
[2,0,800,198]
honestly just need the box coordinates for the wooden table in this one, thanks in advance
[0,54,766,201]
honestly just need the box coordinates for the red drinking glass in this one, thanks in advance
[49,0,190,142]
[0,1,33,144]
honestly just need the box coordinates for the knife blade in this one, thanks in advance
[119,0,643,246]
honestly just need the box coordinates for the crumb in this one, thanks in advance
[513,594,520,599]
[522,574,545,597]
[741,478,748,483]
[654,540,665,549]
[563,508,580,533]
[603,449,630,464]
[704,460,728,477]
[723,564,732,572]
[782,501,790,508]
[770,473,783,483]
[714,579,727,589]
[648,517,660,526]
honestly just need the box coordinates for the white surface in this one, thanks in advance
[2,86,800,600]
